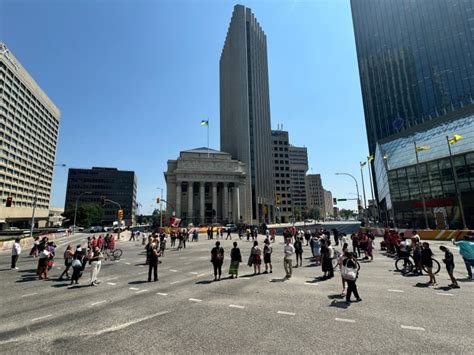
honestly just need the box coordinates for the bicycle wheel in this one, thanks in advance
[395,258,413,274]
[112,249,123,260]
[423,258,440,275]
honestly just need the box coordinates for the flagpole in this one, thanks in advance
[207,119,209,158]
[446,135,467,229]
[367,157,375,203]
[414,142,429,229]
[360,162,367,210]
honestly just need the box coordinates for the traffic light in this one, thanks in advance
[101,196,106,206]
[156,197,160,204]
[333,198,337,205]
[275,194,281,204]
[117,209,124,220]
[5,196,12,207]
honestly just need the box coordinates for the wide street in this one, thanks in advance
[0,222,472,353]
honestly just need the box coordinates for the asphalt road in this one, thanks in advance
[0,227,472,353]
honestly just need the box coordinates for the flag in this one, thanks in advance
[448,134,464,145]
[415,145,430,152]
[367,155,374,162]
[360,161,367,168]
[200,120,209,126]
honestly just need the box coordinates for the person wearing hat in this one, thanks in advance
[452,235,474,280]
[439,246,459,288]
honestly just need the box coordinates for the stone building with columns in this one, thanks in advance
[164,148,249,225]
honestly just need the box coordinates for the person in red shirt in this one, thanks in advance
[97,235,104,251]
[90,236,97,250]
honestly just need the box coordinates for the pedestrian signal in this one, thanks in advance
[118,209,124,220]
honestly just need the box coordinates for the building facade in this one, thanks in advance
[289,145,308,213]
[324,189,334,218]
[220,4,274,224]
[64,167,137,226]
[164,148,247,225]
[351,0,474,155]
[306,174,325,216]
[271,130,292,223]
[0,43,61,230]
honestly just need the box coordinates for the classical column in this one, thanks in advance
[235,184,241,223]
[188,181,194,223]
[223,182,229,222]
[200,182,205,224]
[212,182,217,222]
[176,183,182,217]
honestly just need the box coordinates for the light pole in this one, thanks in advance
[446,134,467,229]
[382,153,396,228]
[335,172,361,216]
[73,191,91,234]
[30,163,66,238]
[359,162,368,210]
[157,187,164,229]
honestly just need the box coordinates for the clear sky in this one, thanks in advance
[0,0,372,214]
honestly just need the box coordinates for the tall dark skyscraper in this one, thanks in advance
[220,5,274,224]
[351,0,474,155]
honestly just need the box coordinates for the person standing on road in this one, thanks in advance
[263,238,273,274]
[89,246,103,286]
[226,228,232,240]
[228,242,242,278]
[283,238,295,279]
[37,247,51,280]
[343,252,361,303]
[294,237,303,268]
[70,246,85,285]
[452,236,474,280]
[11,238,21,270]
[439,246,459,289]
[148,242,160,282]
[59,245,74,280]
[250,241,262,275]
[160,233,167,256]
[211,241,224,281]
[421,242,437,286]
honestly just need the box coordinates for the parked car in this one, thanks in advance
[88,226,104,233]
[224,224,238,233]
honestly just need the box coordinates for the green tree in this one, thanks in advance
[339,209,355,220]
[63,203,104,227]
[302,208,321,220]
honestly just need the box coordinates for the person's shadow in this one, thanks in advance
[269,278,287,282]
[129,280,148,285]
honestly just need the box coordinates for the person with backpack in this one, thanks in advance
[263,238,273,274]
[211,241,224,281]
[250,241,262,275]
[70,245,85,285]
[228,242,242,278]
[59,245,74,280]
[342,252,361,303]
[148,241,161,282]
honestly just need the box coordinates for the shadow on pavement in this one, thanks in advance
[435,286,452,291]
[305,279,320,284]
[457,278,473,283]
[195,280,213,285]
[329,300,350,309]
[269,278,287,282]
[67,284,91,289]
[327,294,344,300]
[129,280,148,285]
[0,268,13,272]
[51,283,70,288]
[414,282,430,288]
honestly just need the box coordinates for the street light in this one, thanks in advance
[30,163,66,238]
[446,134,467,229]
[335,172,361,215]
[157,187,164,229]
[73,191,91,234]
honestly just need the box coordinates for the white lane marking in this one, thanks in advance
[436,293,454,296]
[170,281,182,285]
[139,265,144,268]
[21,293,38,298]
[305,282,318,285]
[196,273,207,277]
[31,314,52,322]
[129,287,139,291]
[107,282,117,286]
[387,289,404,293]
[401,325,425,331]
[188,298,202,302]
[135,289,148,294]
[105,276,119,281]
[335,318,356,323]
[199,256,208,259]
[92,311,170,336]
[157,292,168,296]
[125,262,131,265]
[55,267,61,270]
[91,300,107,306]
[189,272,199,275]
[169,269,178,272]
[277,311,295,316]
[229,304,245,309]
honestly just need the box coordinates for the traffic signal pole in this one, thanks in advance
[102,197,122,240]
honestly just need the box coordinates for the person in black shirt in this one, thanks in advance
[228,242,242,278]
[294,237,303,267]
[440,246,459,289]
[211,241,224,281]
[421,242,437,286]
[148,242,160,282]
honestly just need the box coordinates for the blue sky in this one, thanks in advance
[1,0,371,214]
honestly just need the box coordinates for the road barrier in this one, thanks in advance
[360,227,473,241]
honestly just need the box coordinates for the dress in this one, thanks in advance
[228,248,242,276]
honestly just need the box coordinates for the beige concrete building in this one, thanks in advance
[164,148,248,225]
[306,174,333,217]
[289,145,308,212]
[48,207,64,227]
[324,189,334,217]
[0,43,61,230]
[271,130,292,223]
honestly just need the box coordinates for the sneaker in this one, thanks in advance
[14,267,19,270]
[356,298,362,302]
[451,284,460,289]
[262,271,268,274]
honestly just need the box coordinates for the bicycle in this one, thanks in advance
[395,254,414,274]
[422,257,441,275]
[105,248,122,261]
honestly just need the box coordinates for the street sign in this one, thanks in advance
[337,198,348,201]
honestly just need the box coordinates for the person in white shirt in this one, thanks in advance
[11,238,21,269]
[283,239,295,279]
